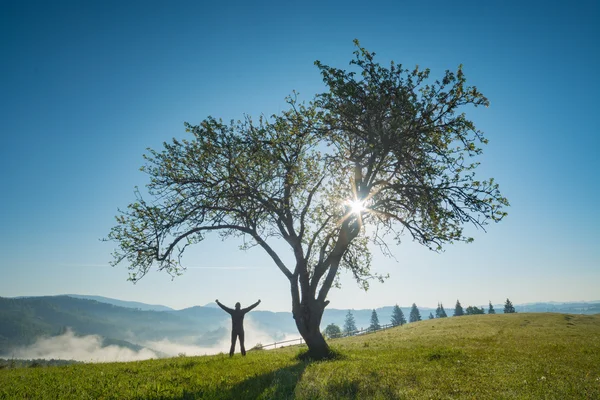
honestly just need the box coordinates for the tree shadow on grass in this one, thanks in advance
[175,360,310,400]
[151,350,345,400]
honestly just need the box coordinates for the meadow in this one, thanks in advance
[1,313,598,399]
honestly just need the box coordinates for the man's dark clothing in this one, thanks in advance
[216,300,260,356]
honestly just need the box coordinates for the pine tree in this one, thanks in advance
[428,312,435,319]
[435,303,448,318]
[343,310,357,334]
[409,303,422,322]
[454,300,464,316]
[504,298,516,313]
[488,301,496,314]
[390,304,407,326]
[369,309,381,331]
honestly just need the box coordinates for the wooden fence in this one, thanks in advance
[254,323,397,350]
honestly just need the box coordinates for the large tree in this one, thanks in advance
[108,41,508,359]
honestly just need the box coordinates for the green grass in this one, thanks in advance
[1,313,599,399]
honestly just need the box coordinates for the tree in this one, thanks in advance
[454,300,464,316]
[369,309,381,331]
[435,303,447,318]
[108,41,508,360]
[504,298,516,313]
[323,323,342,339]
[344,310,357,335]
[409,303,421,322]
[390,304,406,326]
[465,306,485,315]
[488,301,496,314]
[428,312,435,320]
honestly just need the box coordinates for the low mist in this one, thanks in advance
[3,319,299,363]
[4,329,158,362]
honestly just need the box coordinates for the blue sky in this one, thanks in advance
[1,0,598,312]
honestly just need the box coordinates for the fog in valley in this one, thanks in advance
[3,319,299,363]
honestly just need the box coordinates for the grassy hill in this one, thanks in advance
[1,313,599,399]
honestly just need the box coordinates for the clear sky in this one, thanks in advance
[1,0,598,312]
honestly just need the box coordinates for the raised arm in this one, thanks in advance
[242,299,261,314]
[215,299,234,314]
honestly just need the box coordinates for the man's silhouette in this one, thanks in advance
[215,299,261,357]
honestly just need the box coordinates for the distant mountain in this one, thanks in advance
[65,295,174,312]
[519,300,600,306]
[514,302,600,314]
[0,296,228,357]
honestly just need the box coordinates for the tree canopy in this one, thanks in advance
[323,323,342,339]
[465,306,485,315]
[108,40,508,359]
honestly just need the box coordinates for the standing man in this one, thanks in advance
[216,299,261,357]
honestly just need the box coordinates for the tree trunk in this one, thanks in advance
[292,299,330,360]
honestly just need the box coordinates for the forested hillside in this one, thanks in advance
[0,296,226,356]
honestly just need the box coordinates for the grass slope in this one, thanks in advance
[1,313,598,399]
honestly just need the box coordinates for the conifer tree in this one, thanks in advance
[409,303,422,322]
[391,304,407,326]
[435,303,448,318]
[503,298,516,313]
[369,309,381,331]
[454,300,464,316]
[343,310,357,334]
[428,312,435,319]
[488,301,496,314]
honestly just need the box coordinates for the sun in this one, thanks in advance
[347,199,366,215]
